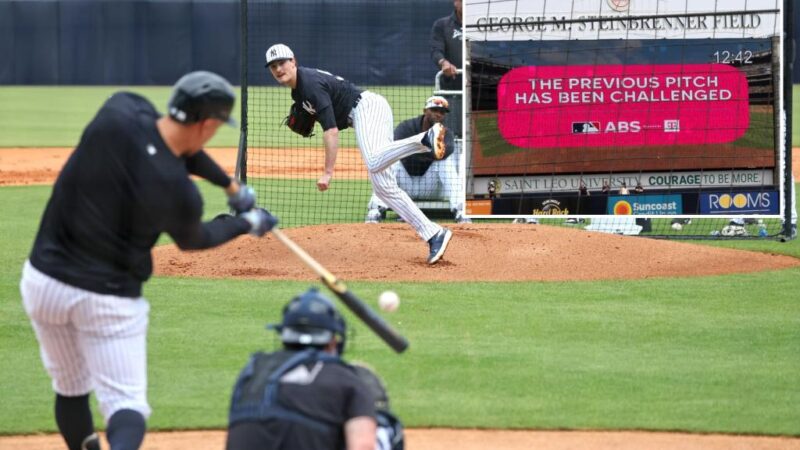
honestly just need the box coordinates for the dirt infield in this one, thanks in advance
[0,146,369,185]
[3,147,800,449]
[2,429,799,450]
[152,222,799,282]
[2,147,797,185]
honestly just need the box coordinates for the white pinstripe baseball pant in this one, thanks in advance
[20,261,152,422]
[351,91,443,241]
[367,156,464,215]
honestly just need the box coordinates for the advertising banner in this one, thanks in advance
[492,196,577,215]
[607,194,683,215]
[473,170,773,195]
[699,191,779,214]
[497,64,749,149]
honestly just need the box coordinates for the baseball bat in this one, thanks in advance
[271,228,409,353]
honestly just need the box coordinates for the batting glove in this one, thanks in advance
[228,185,257,214]
[240,208,278,237]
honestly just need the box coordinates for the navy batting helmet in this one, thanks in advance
[167,71,236,126]
[272,288,347,353]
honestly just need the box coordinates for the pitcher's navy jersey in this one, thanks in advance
[291,67,363,131]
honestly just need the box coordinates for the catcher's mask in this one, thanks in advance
[167,71,236,127]
[271,287,347,354]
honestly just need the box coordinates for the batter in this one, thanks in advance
[20,71,277,450]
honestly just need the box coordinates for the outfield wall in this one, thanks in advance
[0,0,450,86]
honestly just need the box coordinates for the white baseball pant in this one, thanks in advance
[350,91,442,241]
[20,261,152,422]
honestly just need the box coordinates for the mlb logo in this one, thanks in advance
[572,122,600,134]
[664,120,680,132]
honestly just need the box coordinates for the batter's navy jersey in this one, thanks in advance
[291,67,363,131]
[29,92,250,298]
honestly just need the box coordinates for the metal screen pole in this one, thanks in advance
[783,0,794,238]
[235,0,249,185]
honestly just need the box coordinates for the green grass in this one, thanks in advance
[0,84,798,437]
[736,109,775,149]
[255,177,373,226]
[794,84,800,147]
[475,107,780,159]
[0,87,239,148]
[0,85,795,147]
[1,183,799,436]
[0,85,436,149]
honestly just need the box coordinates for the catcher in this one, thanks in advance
[226,288,379,450]
[269,43,454,265]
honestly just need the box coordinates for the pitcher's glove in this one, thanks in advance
[284,102,316,137]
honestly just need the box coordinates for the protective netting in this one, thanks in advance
[464,0,795,239]
[238,0,465,228]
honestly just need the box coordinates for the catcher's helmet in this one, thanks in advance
[167,71,236,126]
[272,287,347,353]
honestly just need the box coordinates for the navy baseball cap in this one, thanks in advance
[167,71,237,127]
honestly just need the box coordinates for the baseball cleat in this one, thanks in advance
[427,228,453,264]
[81,433,101,450]
[424,123,447,160]
[365,208,383,224]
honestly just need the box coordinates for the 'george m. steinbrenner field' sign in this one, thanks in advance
[466,0,781,40]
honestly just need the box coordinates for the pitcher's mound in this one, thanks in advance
[153,223,799,282]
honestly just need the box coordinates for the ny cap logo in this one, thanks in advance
[266,44,294,64]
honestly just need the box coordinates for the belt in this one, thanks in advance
[348,94,363,127]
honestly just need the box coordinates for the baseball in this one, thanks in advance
[378,291,400,312]
[671,222,683,231]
